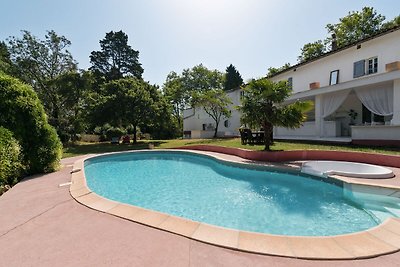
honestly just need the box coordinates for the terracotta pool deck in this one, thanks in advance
[1,151,400,266]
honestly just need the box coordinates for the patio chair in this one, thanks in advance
[254,131,265,145]
[244,129,255,145]
[110,136,120,144]
[239,128,248,144]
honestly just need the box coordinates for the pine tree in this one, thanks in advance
[90,31,143,81]
[224,64,243,91]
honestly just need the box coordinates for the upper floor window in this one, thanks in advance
[353,60,365,78]
[287,77,293,90]
[367,57,378,74]
[329,70,339,85]
[353,57,378,78]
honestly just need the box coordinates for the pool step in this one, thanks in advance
[385,207,400,218]
[361,202,400,221]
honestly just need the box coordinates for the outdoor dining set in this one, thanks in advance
[239,128,265,145]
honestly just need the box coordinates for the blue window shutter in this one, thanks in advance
[287,77,293,90]
[353,60,365,78]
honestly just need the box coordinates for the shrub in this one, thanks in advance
[0,73,62,174]
[105,127,127,141]
[80,134,100,143]
[0,127,24,186]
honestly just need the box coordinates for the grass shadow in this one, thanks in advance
[63,141,160,158]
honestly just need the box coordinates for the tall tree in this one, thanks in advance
[90,31,143,81]
[51,70,93,141]
[266,63,291,77]
[7,30,77,135]
[0,41,12,74]
[326,7,386,48]
[165,64,227,134]
[143,84,180,139]
[181,64,224,93]
[193,89,232,138]
[298,40,326,62]
[163,71,186,131]
[224,64,243,91]
[383,15,400,30]
[89,77,152,143]
[239,79,312,150]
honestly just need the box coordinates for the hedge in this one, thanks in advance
[0,127,24,187]
[0,73,62,174]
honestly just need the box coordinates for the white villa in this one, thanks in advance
[183,26,400,146]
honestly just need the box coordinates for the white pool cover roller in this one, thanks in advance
[301,161,395,179]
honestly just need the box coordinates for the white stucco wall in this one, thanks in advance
[352,125,400,140]
[183,29,400,139]
[274,121,339,137]
[270,30,400,93]
[393,79,400,125]
[183,89,242,137]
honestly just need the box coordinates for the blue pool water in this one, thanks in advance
[84,151,385,236]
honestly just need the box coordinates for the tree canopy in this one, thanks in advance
[181,64,224,93]
[383,15,400,30]
[298,40,326,62]
[163,71,186,130]
[89,77,153,143]
[8,30,77,87]
[142,84,180,139]
[0,41,11,74]
[224,64,243,91]
[239,79,312,150]
[51,70,93,141]
[267,6,400,73]
[192,89,232,138]
[326,7,386,48]
[298,7,398,65]
[162,64,225,133]
[7,30,77,139]
[90,30,143,81]
[266,63,291,77]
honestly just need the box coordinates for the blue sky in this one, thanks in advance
[1,0,399,86]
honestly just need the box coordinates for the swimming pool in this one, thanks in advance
[84,151,397,236]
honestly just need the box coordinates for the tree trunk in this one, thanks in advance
[263,122,273,151]
[214,122,219,138]
[133,124,137,144]
[177,116,182,131]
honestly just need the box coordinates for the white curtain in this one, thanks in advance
[321,90,350,118]
[355,85,393,116]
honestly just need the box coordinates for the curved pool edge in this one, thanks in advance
[176,144,400,168]
[69,149,400,260]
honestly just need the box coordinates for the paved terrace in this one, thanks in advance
[1,153,400,266]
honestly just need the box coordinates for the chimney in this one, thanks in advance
[331,33,338,51]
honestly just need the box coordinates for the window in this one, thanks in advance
[367,57,378,74]
[353,60,365,78]
[362,104,384,124]
[329,70,339,85]
[287,77,293,90]
[354,57,378,78]
[224,120,230,128]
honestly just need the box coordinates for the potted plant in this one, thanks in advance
[348,109,358,125]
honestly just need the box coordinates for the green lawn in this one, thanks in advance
[62,138,400,158]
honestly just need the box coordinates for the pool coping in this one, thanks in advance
[70,149,400,260]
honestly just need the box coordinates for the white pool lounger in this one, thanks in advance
[301,161,395,179]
